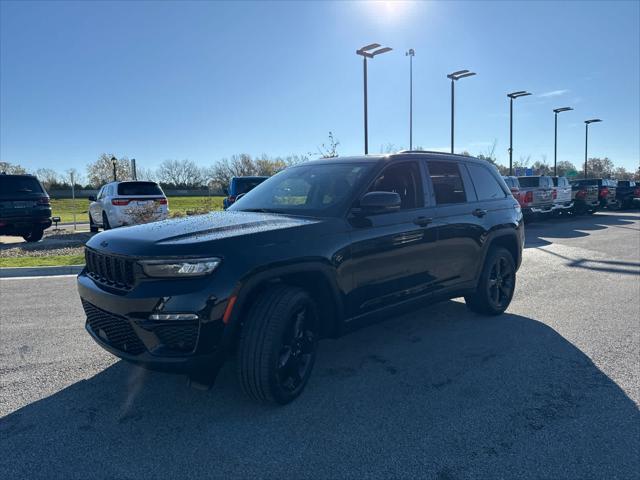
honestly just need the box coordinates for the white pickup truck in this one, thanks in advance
[551,176,573,214]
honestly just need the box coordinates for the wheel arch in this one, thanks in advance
[224,262,346,348]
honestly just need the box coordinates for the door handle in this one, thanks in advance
[413,216,433,227]
[472,208,488,218]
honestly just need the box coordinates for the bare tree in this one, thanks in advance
[64,168,84,187]
[0,161,28,174]
[35,168,61,189]
[556,160,577,177]
[582,157,615,178]
[315,131,340,158]
[87,154,131,187]
[156,159,205,188]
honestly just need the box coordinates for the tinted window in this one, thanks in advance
[368,162,423,210]
[468,164,506,200]
[518,177,541,188]
[427,161,467,204]
[230,163,373,216]
[0,176,44,195]
[117,182,163,196]
[232,178,267,195]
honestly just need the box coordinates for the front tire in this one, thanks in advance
[465,247,516,315]
[89,215,99,232]
[238,285,319,405]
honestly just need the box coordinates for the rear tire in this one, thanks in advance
[89,215,99,232]
[238,285,319,405]
[465,247,516,315]
[102,212,111,230]
[23,227,44,243]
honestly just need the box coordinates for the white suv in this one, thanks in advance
[88,181,169,231]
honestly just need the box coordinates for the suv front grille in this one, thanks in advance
[82,300,146,355]
[85,249,135,290]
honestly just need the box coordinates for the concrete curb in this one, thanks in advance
[0,265,84,278]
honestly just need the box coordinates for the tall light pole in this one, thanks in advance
[111,156,117,181]
[447,69,476,154]
[507,90,532,175]
[356,43,393,154]
[584,119,602,179]
[406,49,415,150]
[553,107,573,176]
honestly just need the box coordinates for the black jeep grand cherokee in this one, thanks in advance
[78,152,524,404]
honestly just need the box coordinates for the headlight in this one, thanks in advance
[140,257,221,278]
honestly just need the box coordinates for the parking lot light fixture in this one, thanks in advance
[356,43,393,155]
[406,49,415,150]
[553,107,573,176]
[447,69,476,154]
[507,91,532,175]
[584,119,602,179]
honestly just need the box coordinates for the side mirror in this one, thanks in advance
[359,191,401,214]
[88,195,96,202]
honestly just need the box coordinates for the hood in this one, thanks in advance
[86,210,321,256]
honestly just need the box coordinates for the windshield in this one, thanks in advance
[229,163,374,216]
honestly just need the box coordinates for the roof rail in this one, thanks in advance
[395,150,469,157]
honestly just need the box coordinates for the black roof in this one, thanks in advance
[308,151,487,166]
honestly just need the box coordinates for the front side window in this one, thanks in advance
[367,162,423,210]
[467,164,506,200]
[427,161,467,204]
[230,163,374,217]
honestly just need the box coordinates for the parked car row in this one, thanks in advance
[502,175,639,220]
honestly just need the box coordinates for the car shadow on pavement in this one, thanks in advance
[525,211,639,248]
[1,300,639,479]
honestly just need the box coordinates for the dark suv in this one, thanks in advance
[77,152,524,404]
[0,173,52,242]
[222,176,268,209]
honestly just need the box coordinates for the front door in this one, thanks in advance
[347,161,439,317]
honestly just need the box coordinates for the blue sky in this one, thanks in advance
[1,0,639,176]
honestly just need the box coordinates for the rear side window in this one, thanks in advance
[117,182,163,196]
[467,164,506,200]
[427,161,467,204]
[0,176,44,194]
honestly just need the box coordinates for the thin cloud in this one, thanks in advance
[538,89,570,98]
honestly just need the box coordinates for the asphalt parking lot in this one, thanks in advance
[1,211,639,479]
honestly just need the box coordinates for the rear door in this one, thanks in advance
[425,160,485,288]
[348,161,439,316]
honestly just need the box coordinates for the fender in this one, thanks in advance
[474,224,522,282]
[217,260,346,355]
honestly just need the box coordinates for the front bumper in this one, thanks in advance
[77,272,232,376]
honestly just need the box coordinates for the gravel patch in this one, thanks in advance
[0,229,93,258]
